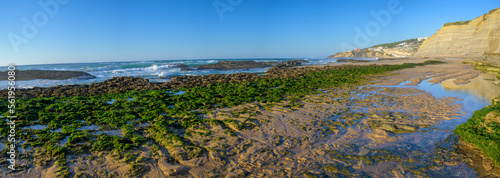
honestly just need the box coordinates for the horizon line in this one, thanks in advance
[0,57,319,68]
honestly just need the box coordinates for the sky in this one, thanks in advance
[0,0,498,66]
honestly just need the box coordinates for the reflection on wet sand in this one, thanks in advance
[441,72,500,103]
[8,59,500,177]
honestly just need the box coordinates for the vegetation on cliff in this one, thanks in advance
[443,20,471,27]
[371,38,423,49]
[481,8,499,22]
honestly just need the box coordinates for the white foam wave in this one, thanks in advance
[154,68,180,77]
[146,64,176,71]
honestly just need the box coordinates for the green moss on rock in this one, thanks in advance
[454,105,500,167]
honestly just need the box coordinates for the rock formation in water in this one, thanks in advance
[414,8,500,57]
[0,64,378,98]
[0,70,95,81]
[182,60,309,71]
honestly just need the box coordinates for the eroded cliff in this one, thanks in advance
[414,8,500,57]
[327,50,390,58]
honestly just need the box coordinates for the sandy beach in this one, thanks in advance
[2,2,499,177]
[5,57,499,177]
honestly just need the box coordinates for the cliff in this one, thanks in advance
[327,38,424,58]
[327,49,390,58]
[414,8,500,57]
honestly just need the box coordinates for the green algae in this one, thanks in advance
[0,61,445,175]
[454,104,500,167]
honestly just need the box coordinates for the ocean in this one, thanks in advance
[0,58,371,89]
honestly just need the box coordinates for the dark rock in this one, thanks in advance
[195,60,276,70]
[194,60,309,70]
[180,67,198,71]
[173,64,189,68]
[0,70,95,81]
[274,60,309,68]
[0,63,371,98]
[0,76,158,98]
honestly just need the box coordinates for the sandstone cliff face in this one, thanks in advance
[414,8,500,57]
[327,50,390,58]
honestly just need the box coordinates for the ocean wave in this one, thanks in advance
[95,65,119,71]
[146,64,176,71]
[154,68,180,77]
[108,64,175,74]
[111,69,127,74]
[2,58,314,89]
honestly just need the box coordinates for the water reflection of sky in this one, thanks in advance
[360,76,498,177]
[440,73,500,102]
[368,75,498,143]
[416,78,489,130]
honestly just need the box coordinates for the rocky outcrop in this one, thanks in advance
[328,50,390,58]
[0,76,159,98]
[0,70,95,81]
[173,64,189,68]
[0,64,376,98]
[160,73,262,89]
[482,53,500,67]
[382,48,413,57]
[195,61,275,70]
[414,8,500,57]
[184,60,309,71]
[274,60,309,68]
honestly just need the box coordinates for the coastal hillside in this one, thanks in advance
[328,50,390,58]
[414,8,500,57]
[327,38,426,58]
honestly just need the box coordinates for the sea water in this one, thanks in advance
[0,58,360,89]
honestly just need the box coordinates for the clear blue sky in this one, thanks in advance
[0,0,498,66]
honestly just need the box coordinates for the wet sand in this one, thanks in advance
[7,58,500,177]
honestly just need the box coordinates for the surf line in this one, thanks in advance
[6,65,17,171]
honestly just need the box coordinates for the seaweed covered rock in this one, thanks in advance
[0,76,159,97]
[454,104,500,167]
[0,65,377,97]
[161,73,262,89]
[0,61,441,98]
[265,64,377,79]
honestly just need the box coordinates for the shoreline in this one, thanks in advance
[2,58,500,177]
[0,58,434,98]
